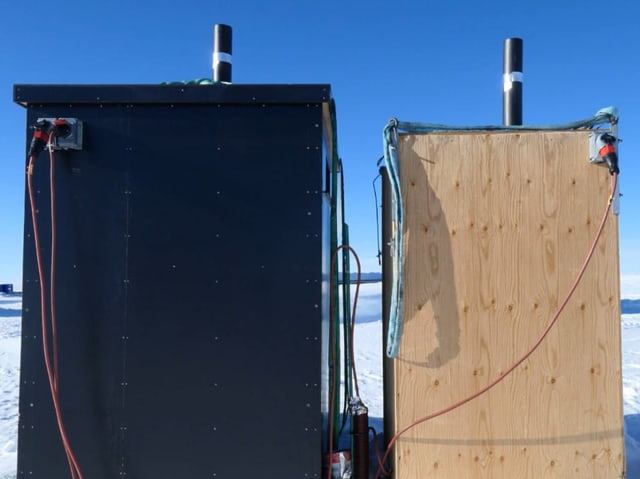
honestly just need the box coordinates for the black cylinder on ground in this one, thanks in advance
[353,410,369,479]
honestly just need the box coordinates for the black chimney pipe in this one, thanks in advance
[213,24,232,83]
[503,38,523,125]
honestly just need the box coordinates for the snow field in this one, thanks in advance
[2,289,640,477]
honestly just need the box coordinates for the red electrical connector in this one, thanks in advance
[28,119,71,157]
[590,131,620,176]
[597,133,620,175]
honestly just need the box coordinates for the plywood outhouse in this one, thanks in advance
[384,130,625,478]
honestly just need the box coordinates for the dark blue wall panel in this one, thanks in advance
[16,85,333,478]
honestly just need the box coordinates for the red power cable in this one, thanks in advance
[375,173,619,479]
[346,246,362,399]
[369,426,387,473]
[327,244,363,479]
[49,143,60,392]
[27,136,84,479]
[49,142,80,479]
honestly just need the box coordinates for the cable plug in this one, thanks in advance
[27,119,72,158]
[28,119,52,157]
[51,119,71,139]
[598,133,620,175]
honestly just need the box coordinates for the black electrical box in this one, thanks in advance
[14,84,334,478]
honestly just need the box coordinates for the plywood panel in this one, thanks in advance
[392,131,624,478]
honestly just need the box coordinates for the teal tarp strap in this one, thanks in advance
[161,79,216,85]
[382,107,618,359]
[382,119,404,358]
[397,106,618,134]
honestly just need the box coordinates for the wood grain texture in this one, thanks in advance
[392,131,624,479]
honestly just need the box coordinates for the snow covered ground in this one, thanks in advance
[1,285,640,478]
[0,294,20,479]
[623,309,640,477]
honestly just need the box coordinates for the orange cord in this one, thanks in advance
[49,143,59,392]
[369,427,386,473]
[28,141,84,479]
[49,142,80,479]
[327,244,363,479]
[345,246,362,399]
[375,173,618,479]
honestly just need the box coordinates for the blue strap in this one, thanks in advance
[161,79,215,85]
[396,107,618,133]
[382,119,404,358]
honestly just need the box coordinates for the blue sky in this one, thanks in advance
[1,0,639,286]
